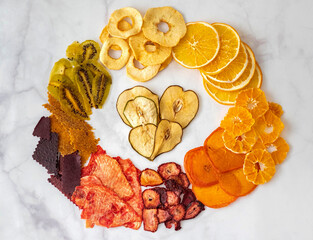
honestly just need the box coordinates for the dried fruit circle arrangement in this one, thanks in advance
[32,6,289,233]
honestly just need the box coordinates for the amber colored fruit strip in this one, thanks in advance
[184,146,219,187]
[192,183,237,208]
[203,127,245,173]
[218,168,257,197]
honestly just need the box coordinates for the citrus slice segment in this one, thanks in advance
[268,102,284,117]
[203,62,262,105]
[184,147,219,187]
[235,88,268,119]
[172,22,220,69]
[192,183,237,208]
[266,137,289,164]
[203,127,245,173]
[243,149,276,184]
[204,42,248,83]
[222,128,257,154]
[220,106,255,136]
[200,23,240,75]
[202,44,256,91]
[254,110,284,144]
[218,168,257,197]
[252,138,266,150]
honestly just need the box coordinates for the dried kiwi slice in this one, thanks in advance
[150,120,183,160]
[92,72,112,109]
[49,58,74,82]
[47,74,72,101]
[123,96,158,128]
[80,40,101,63]
[117,86,159,127]
[160,85,199,128]
[66,41,84,62]
[129,124,157,159]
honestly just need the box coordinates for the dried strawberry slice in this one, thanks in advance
[168,172,190,189]
[169,204,185,222]
[140,168,163,186]
[166,191,180,206]
[164,179,184,196]
[143,209,158,232]
[165,220,181,231]
[181,189,196,207]
[33,116,51,140]
[143,189,161,209]
[158,162,181,180]
[152,187,167,205]
[157,208,172,223]
[184,201,205,220]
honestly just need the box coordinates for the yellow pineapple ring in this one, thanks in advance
[142,6,187,47]
[100,37,130,70]
[126,55,161,82]
[129,32,171,66]
[108,7,142,39]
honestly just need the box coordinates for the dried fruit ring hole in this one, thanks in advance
[108,7,143,39]
[100,37,130,70]
[142,6,187,47]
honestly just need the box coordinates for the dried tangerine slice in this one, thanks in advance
[220,106,254,136]
[266,137,289,164]
[222,128,257,154]
[235,88,269,119]
[254,110,284,144]
[203,127,245,173]
[243,149,276,184]
[218,168,257,197]
[268,102,284,117]
[202,43,256,91]
[201,23,240,75]
[172,22,220,69]
[252,138,266,150]
[205,42,248,83]
[203,62,263,105]
[184,147,219,187]
[192,183,237,208]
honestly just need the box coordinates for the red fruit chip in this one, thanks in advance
[33,116,51,140]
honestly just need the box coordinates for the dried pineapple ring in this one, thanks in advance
[126,55,160,82]
[129,32,171,66]
[100,37,130,70]
[108,7,142,39]
[142,6,187,47]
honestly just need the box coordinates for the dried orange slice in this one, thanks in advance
[202,43,256,91]
[184,147,219,187]
[218,168,257,197]
[192,183,237,208]
[204,42,248,83]
[243,149,276,184]
[220,106,254,136]
[254,110,284,144]
[222,128,257,154]
[268,102,284,118]
[252,138,266,150]
[235,88,269,119]
[203,127,245,173]
[266,137,289,164]
[200,23,240,75]
[203,62,262,105]
[172,22,220,69]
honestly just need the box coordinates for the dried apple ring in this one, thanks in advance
[142,6,187,47]
[108,7,142,39]
[129,32,171,66]
[99,21,132,48]
[126,55,160,82]
[100,37,130,70]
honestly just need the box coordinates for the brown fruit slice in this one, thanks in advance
[116,86,159,127]
[140,169,163,186]
[150,120,183,160]
[143,189,161,208]
[184,201,205,220]
[203,127,245,173]
[160,86,199,128]
[184,146,219,187]
[157,162,181,180]
[129,124,157,159]
[192,183,237,208]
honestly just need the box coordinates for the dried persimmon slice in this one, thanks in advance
[184,146,218,187]
[266,137,289,164]
[203,127,245,173]
[192,183,237,208]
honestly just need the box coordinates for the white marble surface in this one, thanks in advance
[1,0,313,239]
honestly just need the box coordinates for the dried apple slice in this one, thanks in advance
[150,120,183,160]
[129,124,157,158]
[116,86,159,127]
[160,86,199,128]
[123,96,158,128]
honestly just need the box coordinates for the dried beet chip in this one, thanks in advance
[143,208,158,232]
[33,116,51,140]
[158,162,181,180]
[157,208,172,223]
[143,189,161,209]
[182,189,196,207]
[184,201,205,220]
[32,132,59,174]
[166,191,180,206]
[164,179,184,196]
[169,204,186,222]
[152,187,167,205]
[165,220,181,231]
